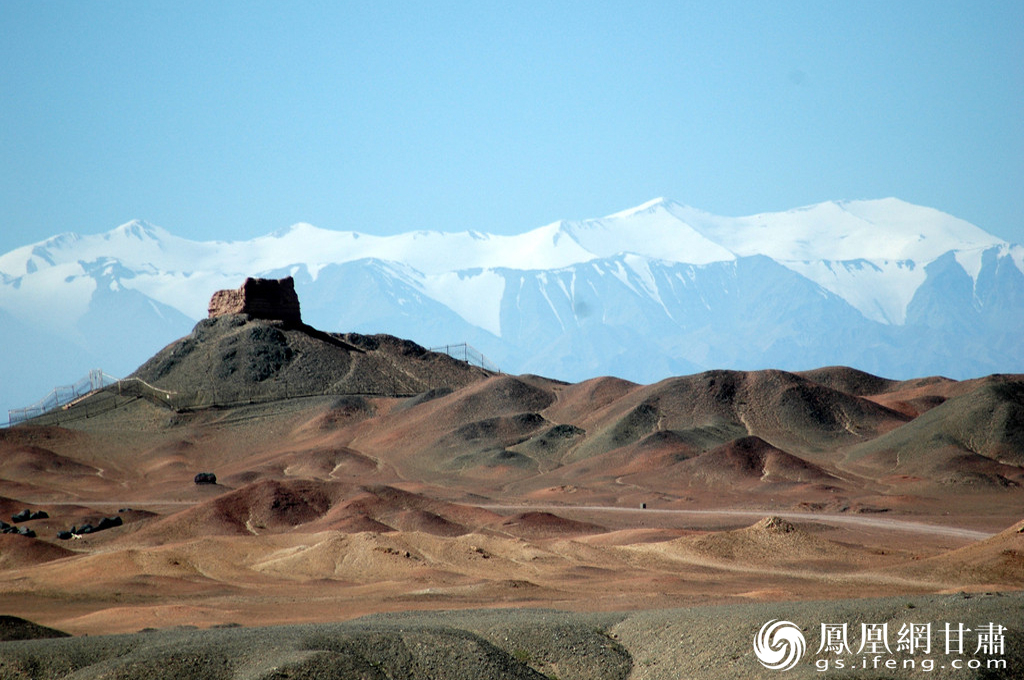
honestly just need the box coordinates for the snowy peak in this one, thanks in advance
[3,197,1008,281]
[603,196,676,219]
[106,219,168,243]
[1,196,1022,422]
[558,198,737,265]
[676,198,1006,264]
[834,198,1005,257]
[0,197,1017,329]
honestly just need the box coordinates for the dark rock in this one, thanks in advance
[96,516,123,531]
[0,615,70,642]
[194,472,218,485]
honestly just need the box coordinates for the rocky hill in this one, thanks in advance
[129,277,491,406]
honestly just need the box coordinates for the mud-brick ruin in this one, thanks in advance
[207,276,302,324]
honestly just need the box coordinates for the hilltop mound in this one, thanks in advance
[132,480,508,543]
[434,374,559,422]
[670,436,840,487]
[131,479,348,542]
[0,445,99,477]
[660,515,865,567]
[499,511,606,538]
[131,314,489,405]
[0,534,75,570]
[797,366,897,396]
[341,374,563,484]
[311,484,504,536]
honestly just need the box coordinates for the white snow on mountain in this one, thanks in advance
[780,259,924,325]
[2,197,1012,331]
[557,198,737,265]
[2,197,1022,422]
[417,268,507,337]
[670,198,1003,262]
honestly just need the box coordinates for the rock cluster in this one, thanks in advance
[56,515,123,540]
[208,276,301,324]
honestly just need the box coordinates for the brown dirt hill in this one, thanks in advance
[563,369,910,465]
[127,480,509,543]
[306,484,505,537]
[0,442,114,500]
[796,366,966,416]
[894,517,1024,586]
[344,375,563,486]
[843,375,1024,487]
[541,376,641,425]
[131,315,490,405]
[641,515,881,570]
[128,479,348,543]
[650,435,843,489]
[797,365,899,396]
[0,445,100,478]
[861,374,984,418]
[498,511,607,539]
[0,534,75,570]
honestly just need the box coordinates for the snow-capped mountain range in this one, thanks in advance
[2,197,1023,420]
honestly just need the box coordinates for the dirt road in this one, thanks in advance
[481,504,996,541]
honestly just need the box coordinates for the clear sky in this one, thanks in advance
[1,1,1021,256]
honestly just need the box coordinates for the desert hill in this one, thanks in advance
[132,315,491,404]
[892,518,1024,586]
[4,297,1022,505]
[630,515,888,571]
[0,281,1022,642]
[636,435,842,489]
[841,374,1024,488]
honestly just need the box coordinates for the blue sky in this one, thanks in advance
[2,1,1021,255]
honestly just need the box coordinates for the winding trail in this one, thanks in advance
[480,504,996,541]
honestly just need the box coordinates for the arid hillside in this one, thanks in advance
[0,314,1021,657]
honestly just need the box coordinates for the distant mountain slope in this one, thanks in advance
[2,197,1023,418]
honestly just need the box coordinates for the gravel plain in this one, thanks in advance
[1,592,1022,679]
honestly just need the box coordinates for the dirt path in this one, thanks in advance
[25,499,999,540]
[480,504,996,541]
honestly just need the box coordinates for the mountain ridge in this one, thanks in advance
[2,197,1023,420]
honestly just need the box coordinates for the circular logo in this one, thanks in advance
[753,620,806,671]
